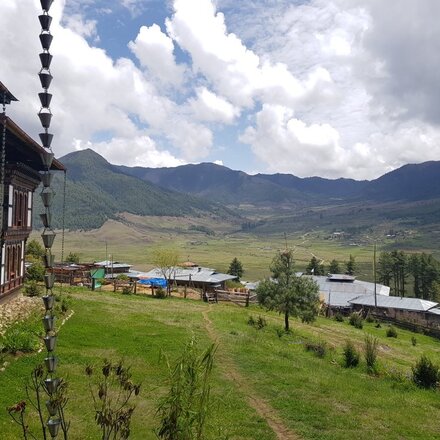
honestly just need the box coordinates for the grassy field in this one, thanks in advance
[35,214,380,282]
[2,288,440,439]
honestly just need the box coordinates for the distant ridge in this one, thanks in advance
[118,159,440,204]
[34,149,237,230]
[35,148,440,231]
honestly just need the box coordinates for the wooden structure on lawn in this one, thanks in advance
[0,81,64,299]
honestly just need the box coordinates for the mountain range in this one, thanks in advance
[36,148,440,231]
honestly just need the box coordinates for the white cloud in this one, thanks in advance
[62,13,99,41]
[2,0,440,179]
[74,136,186,168]
[129,24,185,86]
[166,0,331,109]
[0,0,212,166]
[189,87,239,123]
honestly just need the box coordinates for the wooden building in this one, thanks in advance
[0,81,64,298]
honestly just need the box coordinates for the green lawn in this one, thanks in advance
[2,288,440,439]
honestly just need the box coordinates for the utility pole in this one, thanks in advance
[374,242,377,310]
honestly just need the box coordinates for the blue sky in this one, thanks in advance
[1,0,440,179]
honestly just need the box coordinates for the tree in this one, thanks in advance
[227,257,244,280]
[25,239,45,261]
[65,252,80,264]
[256,250,320,331]
[306,256,324,275]
[345,255,356,275]
[328,259,340,274]
[377,252,393,287]
[153,248,179,296]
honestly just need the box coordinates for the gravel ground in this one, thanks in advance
[0,293,43,337]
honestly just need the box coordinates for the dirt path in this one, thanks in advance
[202,307,301,440]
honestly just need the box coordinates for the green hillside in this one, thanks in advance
[33,149,238,230]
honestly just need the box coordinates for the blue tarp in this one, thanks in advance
[138,278,167,287]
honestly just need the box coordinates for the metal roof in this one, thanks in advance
[139,266,237,284]
[95,260,132,269]
[427,308,440,316]
[349,295,438,312]
[321,291,365,308]
[310,275,390,297]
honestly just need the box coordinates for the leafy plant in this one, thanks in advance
[86,359,140,440]
[8,364,70,440]
[386,325,398,338]
[305,340,327,358]
[342,340,360,368]
[24,280,43,297]
[411,336,417,346]
[1,315,42,354]
[349,312,363,329]
[247,315,267,330]
[334,312,344,322]
[65,252,80,264]
[26,262,45,282]
[156,339,216,440]
[364,334,379,374]
[155,287,167,299]
[412,355,439,389]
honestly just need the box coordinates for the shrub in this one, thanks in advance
[155,287,167,299]
[349,312,363,329]
[24,281,42,297]
[1,316,42,354]
[365,312,375,323]
[364,334,379,374]
[412,355,439,389]
[305,340,327,358]
[26,262,45,282]
[301,311,317,324]
[121,286,132,295]
[334,312,344,322]
[386,325,398,338]
[156,339,215,439]
[411,336,417,347]
[343,340,360,368]
[247,315,267,330]
[276,328,285,338]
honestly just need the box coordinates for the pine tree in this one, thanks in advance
[227,257,244,280]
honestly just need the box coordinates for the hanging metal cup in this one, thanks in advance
[40,0,54,12]
[39,132,54,149]
[42,315,56,332]
[44,377,59,394]
[42,295,55,311]
[41,229,56,249]
[44,273,55,289]
[41,150,54,169]
[47,418,61,438]
[44,335,57,352]
[42,253,55,268]
[38,14,52,31]
[45,356,58,373]
[46,399,58,416]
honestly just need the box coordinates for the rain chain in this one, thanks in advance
[37,1,61,438]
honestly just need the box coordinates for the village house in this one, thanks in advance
[0,81,64,299]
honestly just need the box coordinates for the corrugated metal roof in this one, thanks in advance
[349,295,438,311]
[139,267,237,284]
[310,275,390,297]
[321,291,364,308]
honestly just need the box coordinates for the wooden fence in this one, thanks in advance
[208,289,258,307]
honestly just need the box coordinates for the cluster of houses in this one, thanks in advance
[47,259,440,335]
